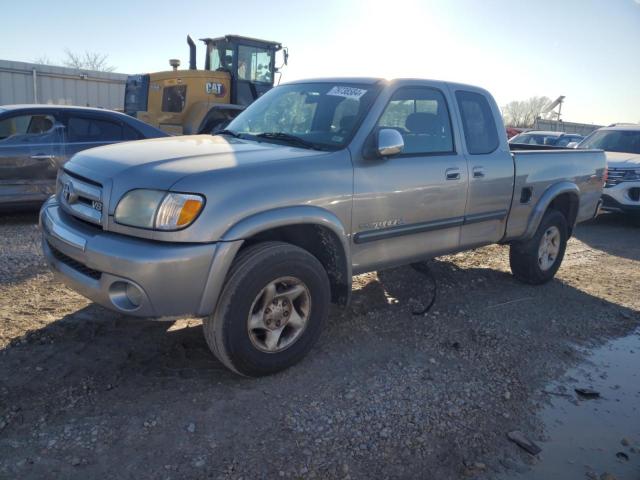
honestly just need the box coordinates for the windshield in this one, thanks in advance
[226,82,382,149]
[579,130,640,154]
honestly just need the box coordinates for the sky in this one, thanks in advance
[1,0,639,125]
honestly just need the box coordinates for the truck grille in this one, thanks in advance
[605,167,637,188]
[58,170,104,228]
[47,241,102,280]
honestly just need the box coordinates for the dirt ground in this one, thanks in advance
[0,211,639,479]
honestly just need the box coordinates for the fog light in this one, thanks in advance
[109,281,144,311]
[125,283,143,307]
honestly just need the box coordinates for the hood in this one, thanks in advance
[604,151,640,169]
[63,135,326,214]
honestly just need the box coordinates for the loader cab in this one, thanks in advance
[203,35,284,106]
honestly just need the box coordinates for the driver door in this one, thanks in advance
[351,86,469,273]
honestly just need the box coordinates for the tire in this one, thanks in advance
[509,209,568,285]
[203,241,330,377]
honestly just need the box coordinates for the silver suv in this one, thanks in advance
[578,125,640,218]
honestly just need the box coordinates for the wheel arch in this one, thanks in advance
[523,181,580,240]
[224,206,352,306]
[198,206,352,316]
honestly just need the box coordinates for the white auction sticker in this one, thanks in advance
[326,86,367,99]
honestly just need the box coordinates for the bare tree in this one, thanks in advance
[63,49,116,72]
[33,56,56,66]
[502,96,551,127]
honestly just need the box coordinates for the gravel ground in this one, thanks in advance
[0,211,639,479]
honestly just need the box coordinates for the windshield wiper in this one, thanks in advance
[255,132,326,150]
[214,129,242,138]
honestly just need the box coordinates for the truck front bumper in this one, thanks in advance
[40,198,237,318]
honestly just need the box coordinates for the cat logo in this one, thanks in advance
[205,82,225,97]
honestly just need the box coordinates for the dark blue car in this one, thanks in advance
[0,104,168,210]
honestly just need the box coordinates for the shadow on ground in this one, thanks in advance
[574,212,640,261]
[1,257,638,479]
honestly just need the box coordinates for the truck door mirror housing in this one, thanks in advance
[377,129,404,157]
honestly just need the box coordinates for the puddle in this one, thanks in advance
[505,329,640,479]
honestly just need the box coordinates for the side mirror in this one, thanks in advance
[377,129,404,157]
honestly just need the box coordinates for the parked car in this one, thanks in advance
[577,124,640,218]
[40,78,606,376]
[509,130,584,147]
[506,127,526,139]
[0,105,168,210]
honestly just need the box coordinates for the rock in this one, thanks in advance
[70,457,81,466]
[186,422,196,433]
[575,388,600,399]
[507,430,541,455]
[621,437,630,446]
[504,391,511,401]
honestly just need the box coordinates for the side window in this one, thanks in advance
[0,114,57,143]
[162,85,187,113]
[67,117,123,142]
[122,124,142,140]
[238,45,273,83]
[377,87,454,155]
[455,90,499,155]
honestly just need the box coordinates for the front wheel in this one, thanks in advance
[509,209,568,285]
[203,242,330,377]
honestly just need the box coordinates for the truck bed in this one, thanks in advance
[503,148,607,240]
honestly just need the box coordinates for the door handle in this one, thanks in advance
[31,154,56,160]
[472,166,485,178]
[445,168,461,180]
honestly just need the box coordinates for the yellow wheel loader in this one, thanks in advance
[124,35,287,135]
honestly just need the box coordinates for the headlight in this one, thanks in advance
[114,190,204,230]
[623,170,640,181]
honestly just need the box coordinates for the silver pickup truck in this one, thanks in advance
[40,78,606,376]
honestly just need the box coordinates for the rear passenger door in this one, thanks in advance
[351,85,469,272]
[453,89,514,247]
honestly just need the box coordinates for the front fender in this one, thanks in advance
[222,205,349,244]
[197,206,352,316]
[522,181,579,240]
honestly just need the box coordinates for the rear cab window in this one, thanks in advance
[455,90,499,154]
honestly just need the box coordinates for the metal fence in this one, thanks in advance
[0,59,129,110]
[533,118,602,136]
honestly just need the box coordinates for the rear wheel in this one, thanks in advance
[203,242,330,377]
[509,209,568,285]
